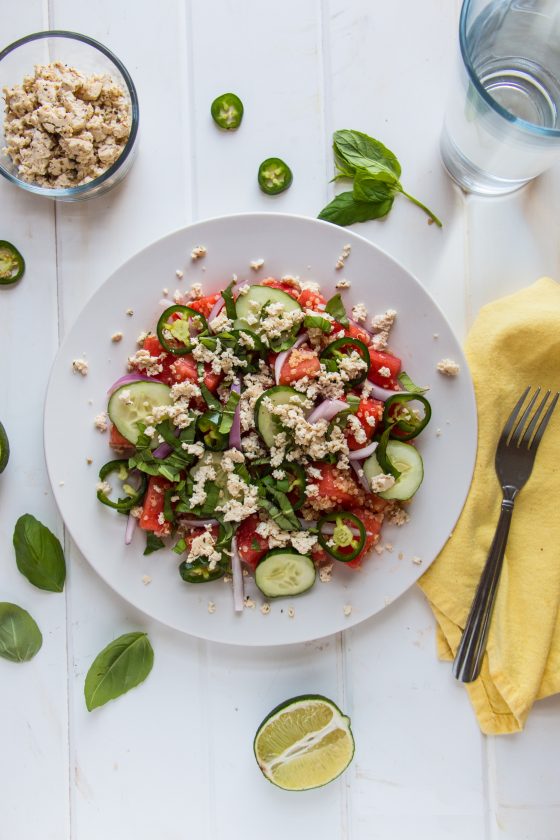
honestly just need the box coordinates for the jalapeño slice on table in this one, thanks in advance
[382,392,431,441]
[0,241,25,285]
[317,511,366,562]
[319,337,370,387]
[258,157,293,195]
[210,92,244,130]
[0,420,9,473]
[156,305,208,355]
[96,460,147,512]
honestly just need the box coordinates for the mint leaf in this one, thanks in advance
[353,170,396,203]
[318,191,393,226]
[333,129,401,181]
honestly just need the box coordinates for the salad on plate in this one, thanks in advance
[95,275,431,610]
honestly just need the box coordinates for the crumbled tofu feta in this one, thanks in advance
[351,302,368,323]
[3,61,132,188]
[319,564,333,583]
[250,259,265,270]
[175,269,184,279]
[207,601,216,614]
[411,555,423,565]
[142,575,152,585]
[126,308,134,316]
[244,596,256,609]
[335,243,351,269]
[368,473,396,493]
[94,412,108,432]
[260,603,271,615]
[335,278,351,290]
[378,365,391,378]
[111,332,123,343]
[72,358,88,376]
[343,604,352,616]
[86,457,93,465]
[370,309,397,350]
[96,480,112,495]
[128,348,163,377]
[190,246,207,261]
[436,358,460,377]
[189,282,203,300]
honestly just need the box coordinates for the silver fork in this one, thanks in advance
[453,386,559,684]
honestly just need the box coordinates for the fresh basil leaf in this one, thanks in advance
[84,631,154,711]
[221,281,237,321]
[318,191,394,226]
[13,514,66,593]
[144,532,165,555]
[353,170,396,203]
[333,129,401,181]
[398,371,430,394]
[173,537,187,554]
[219,389,240,434]
[325,293,349,326]
[0,602,42,663]
[303,314,333,333]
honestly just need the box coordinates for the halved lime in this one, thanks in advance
[0,421,9,474]
[254,694,354,790]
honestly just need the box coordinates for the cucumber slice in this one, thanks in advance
[363,440,423,500]
[255,550,316,598]
[235,284,302,327]
[0,420,9,474]
[254,385,309,448]
[107,381,172,445]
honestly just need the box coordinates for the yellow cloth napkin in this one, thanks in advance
[418,277,560,735]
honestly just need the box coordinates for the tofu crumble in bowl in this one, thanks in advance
[0,31,139,201]
[44,213,477,645]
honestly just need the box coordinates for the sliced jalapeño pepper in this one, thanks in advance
[0,241,25,285]
[96,459,147,511]
[317,511,366,563]
[319,337,370,387]
[383,392,431,441]
[258,157,293,195]
[179,558,226,583]
[156,305,208,356]
[211,92,244,130]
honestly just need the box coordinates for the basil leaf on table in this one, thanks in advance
[84,631,154,711]
[0,602,42,663]
[318,191,394,226]
[13,514,66,592]
[352,170,396,203]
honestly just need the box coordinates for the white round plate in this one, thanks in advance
[44,213,476,646]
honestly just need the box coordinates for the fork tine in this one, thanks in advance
[519,390,550,448]
[529,391,560,452]
[500,386,531,444]
[509,387,540,446]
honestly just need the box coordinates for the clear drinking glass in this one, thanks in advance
[440,0,560,195]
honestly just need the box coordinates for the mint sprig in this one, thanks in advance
[319,129,442,228]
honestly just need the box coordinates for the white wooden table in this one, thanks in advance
[2,2,560,839]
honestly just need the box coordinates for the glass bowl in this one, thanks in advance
[0,31,139,201]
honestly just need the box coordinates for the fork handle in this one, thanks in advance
[452,487,516,683]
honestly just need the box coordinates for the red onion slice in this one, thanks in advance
[274,332,309,385]
[351,459,371,492]
[368,382,401,401]
[229,378,242,450]
[348,441,378,461]
[179,517,219,528]
[208,295,225,323]
[297,518,318,530]
[231,536,244,613]
[125,513,137,545]
[107,373,160,395]
[153,441,173,459]
[308,398,348,424]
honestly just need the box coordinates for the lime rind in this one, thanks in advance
[254,694,354,791]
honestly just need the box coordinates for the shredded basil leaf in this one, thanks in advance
[398,371,430,394]
[144,532,165,555]
[303,314,333,333]
[325,293,349,326]
[221,281,237,321]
